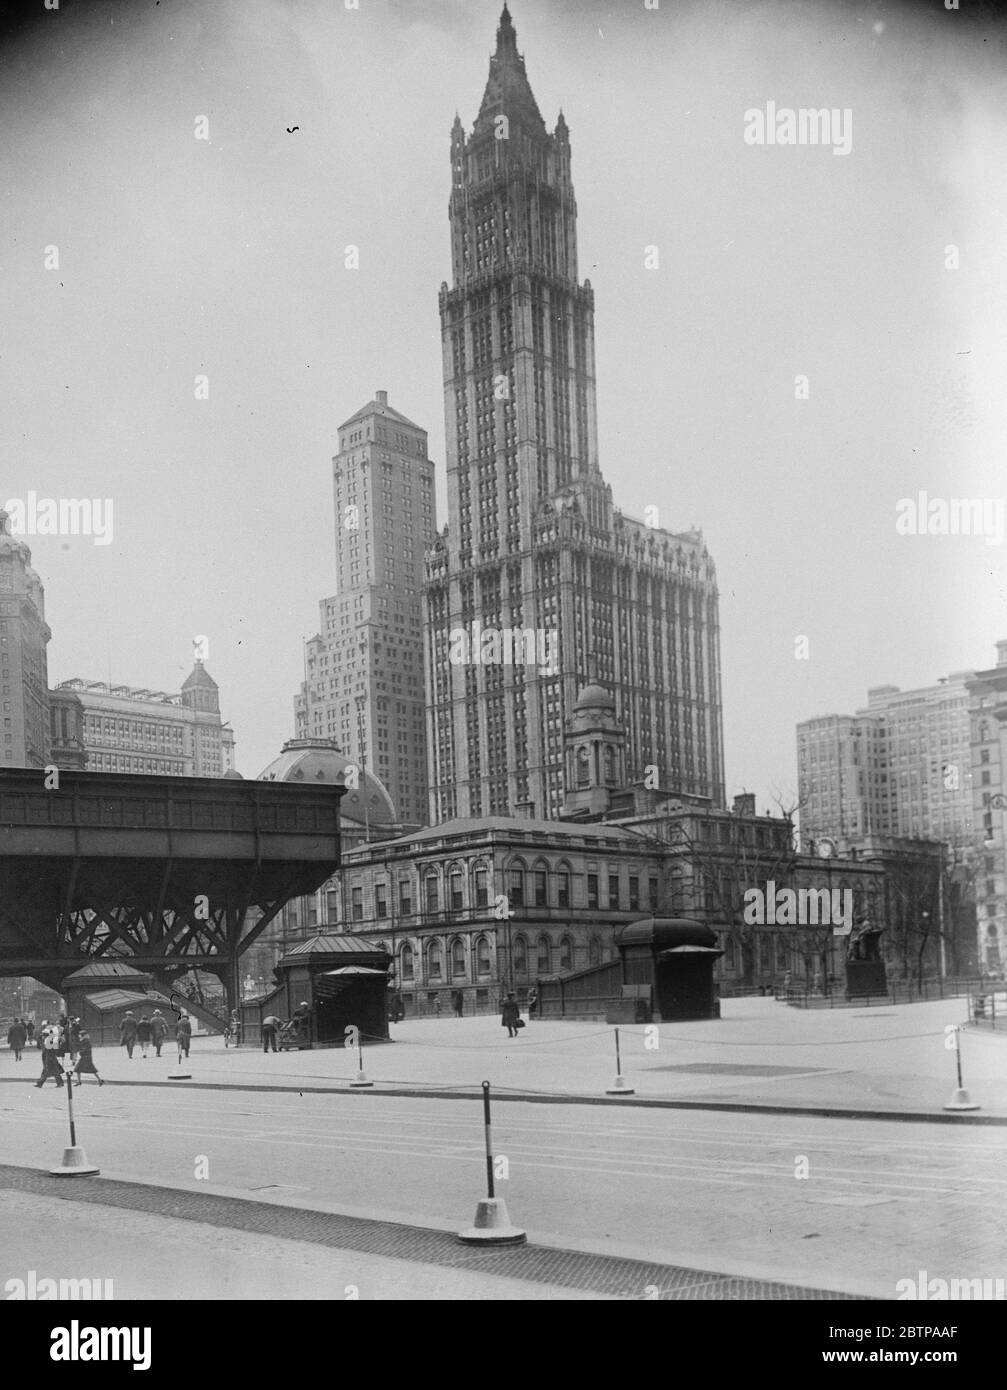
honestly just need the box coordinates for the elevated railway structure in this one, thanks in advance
[0,768,344,1013]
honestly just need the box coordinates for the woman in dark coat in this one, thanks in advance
[119,1011,138,1058]
[175,1014,192,1059]
[136,1015,153,1058]
[7,1019,27,1061]
[73,1031,104,1085]
[501,992,521,1039]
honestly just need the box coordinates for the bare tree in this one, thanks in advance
[664,799,801,989]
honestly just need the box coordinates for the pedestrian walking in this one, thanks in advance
[262,1015,280,1053]
[7,1018,26,1061]
[150,1009,168,1057]
[67,1016,82,1059]
[432,996,442,1018]
[73,1031,104,1086]
[56,1013,70,1058]
[119,1010,138,1059]
[35,1023,65,1089]
[501,991,521,1039]
[25,1019,35,1047]
[527,987,539,1019]
[175,1013,192,1060]
[136,1014,153,1058]
[453,990,464,1019]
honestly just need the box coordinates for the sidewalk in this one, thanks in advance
[7,997,1002,1120]
[0,1165,856,1302]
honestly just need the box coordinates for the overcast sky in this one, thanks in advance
[2,0,1005,806]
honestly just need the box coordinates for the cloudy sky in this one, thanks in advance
[2,0,1005,805]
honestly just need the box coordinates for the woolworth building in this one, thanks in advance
[425,7,725,824]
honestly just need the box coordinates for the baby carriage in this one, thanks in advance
[277,1017,310,1051]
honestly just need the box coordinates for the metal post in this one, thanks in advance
[955,1029,964,1091]
[614,1027,622,1076]
[482,1080,494,1199]
[66,1069,77,1149]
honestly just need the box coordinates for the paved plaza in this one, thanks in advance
[2,998,1005,1301]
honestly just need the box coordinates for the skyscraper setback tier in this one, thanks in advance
[424,6,725,823]
[296,391,435,829]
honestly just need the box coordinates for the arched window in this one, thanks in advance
[560,935,573,971]
[400,943,414,980]
[473,862,489,908]
[426,939,442,980]
[449,867,464,912]
[556,863,571,908]
[603,745,615,785]
[425,872,439,915]
[537,935,551,974]
[509,860,525,908]
[588,935,601,967]
[513,934,528,976]
[476,935,491,976]
[451,937,467,978]
[532,859,548,908]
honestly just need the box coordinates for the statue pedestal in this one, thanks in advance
[846,960,888,998]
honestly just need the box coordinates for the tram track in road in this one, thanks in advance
[3,1086,1003,1294]
[5,1089,1007,1208]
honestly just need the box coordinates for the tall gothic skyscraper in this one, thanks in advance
[425,7,725,823]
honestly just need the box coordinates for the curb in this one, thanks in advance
[8,1075,1005,1125]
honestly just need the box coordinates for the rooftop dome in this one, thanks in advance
[575,683,616,711]
[258,738,397,826]
[616,917,720,951]
[0,509,32,563]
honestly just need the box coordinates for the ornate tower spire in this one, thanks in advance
[496,4,517,55]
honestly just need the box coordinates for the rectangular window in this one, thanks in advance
[375,882,387,919]
[648,877,660,912]
[587,874,599,909]
[608,874,620,909]
[534,871,547,907]
[475,867,488,908]
[351,886,363,922]
[399,879,412,915]
[450,872,463,911]
[629,876,640,912]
